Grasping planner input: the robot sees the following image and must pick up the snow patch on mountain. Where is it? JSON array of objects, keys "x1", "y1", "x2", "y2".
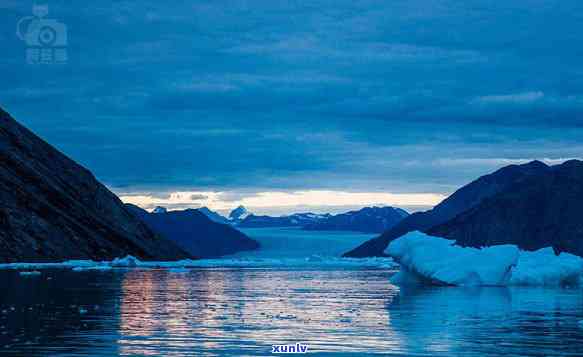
[
  {"x1": 151, "y1": 206, "x2": 168, "y2": 214},
  {"x1": 229, "y1": 205, "x2": 251, "y2": 221}
]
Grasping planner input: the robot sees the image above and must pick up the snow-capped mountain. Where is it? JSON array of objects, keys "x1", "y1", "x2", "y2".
[
  {"x1": 229, "y1": 205, "x2": 251, "y2": 222},
  {"x1": 197, "y1": 207, "x2": 231, "y2": 225},
  {"x1": 151, "y1": 206, "x2": 168, "y2": 214},
  {"x1": 237, "y1": 212, "x2": 331, "y2": 228},
  {"x1": 304, "y1": 206, "x2": 409, "y2": 233},
  {"x1": 236, "y1": 207, "x2": 408, "y2": 232}
]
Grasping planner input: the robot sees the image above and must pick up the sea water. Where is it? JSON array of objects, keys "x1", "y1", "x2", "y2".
[{"x1": 2, "y1": 228, "x2": 583, "y2": 356}]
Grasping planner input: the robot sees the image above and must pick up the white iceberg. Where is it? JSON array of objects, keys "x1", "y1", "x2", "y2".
[
  {"x1": 386, "y1": 231, "x2": 583, "y2": 287},
  {"x1": 511, "y1": 247, "x2": 582, "y2": 286},
  {"x1": 386, "y1": 231, "x2": 519, "y2": 286}
]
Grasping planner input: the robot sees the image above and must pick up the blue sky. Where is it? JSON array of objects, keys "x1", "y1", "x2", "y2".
[{"x1": 1, "y1": 1, "x2": 583, "y2": 214}]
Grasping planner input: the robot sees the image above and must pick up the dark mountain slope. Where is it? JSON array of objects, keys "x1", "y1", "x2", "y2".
[
  {"x1": 197, "y1": 207, "x2": 231, "y2": 225},
  {"x1": 343, "y1": 160, "x2": 551, "y2": 257},
  {"x1": 126, "y1": 205, "x2": 260, "y2": 258},
  {"x1": 428, "y1": 160, "x2": 583, "y2": 256},
  {"x1": 0, "y1": 107, "x2": 190, "y2": 262}
]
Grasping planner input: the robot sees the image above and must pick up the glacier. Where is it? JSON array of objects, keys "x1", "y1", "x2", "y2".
[{"x1": 386, "y1": 231, "x2": 583, "y2": 286}]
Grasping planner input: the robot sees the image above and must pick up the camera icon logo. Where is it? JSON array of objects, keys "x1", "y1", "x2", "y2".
[
  {"x1": 16, "y1": 5, "x2": 68, "y2": 65},
  {"x1": 17, "y1": 5, "x2": 68, "y2": 47}
]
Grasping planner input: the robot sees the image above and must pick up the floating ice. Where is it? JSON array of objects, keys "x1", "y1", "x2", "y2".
[
  {"x1": 110, "y1": 255, "x2": 140, "y2": 267},
  {"x1": 72, "y1": 265, "x2": 113, "y2": 272},
  {"x1": 511, "y1": 248, "x2": 582, "y2": 286},
  {"x1": 386, "y1": 232, "x2": 583, "y2": 287},
  {"x1": 0, "y1": 228, "x2": 392, "y2": 271},
  {"x1": 386, "y1": 232, "x2": 518, "y2": 286},
  {"x1": 0, "y1": 255, "x2": 395, "y2": 271}
]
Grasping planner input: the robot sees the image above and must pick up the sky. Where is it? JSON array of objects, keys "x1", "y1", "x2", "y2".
[{"x1": 1, "y1": 0, "x2": 583, "y2": 215}]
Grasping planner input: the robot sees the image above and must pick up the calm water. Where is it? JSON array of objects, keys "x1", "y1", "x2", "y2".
[{"x1": 2, "y1": 228, "x2": 583, "y2": 356}]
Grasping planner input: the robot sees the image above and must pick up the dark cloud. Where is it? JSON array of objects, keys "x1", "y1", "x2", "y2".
[{"x1": 1, "y1": 0, "x2": 582, "y2": 197}]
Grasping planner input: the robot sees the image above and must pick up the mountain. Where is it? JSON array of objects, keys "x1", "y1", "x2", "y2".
[
  {"x1": 197, "y1": 207, "x2": 231, "y2": 225},
  {"x1": 229, "y1": 205, "x2": 250, "y2": 222},
  {"x1": 151, "y1": 206, "x2": 167, "y2": 214},
  {"x1": 428, "y1": 160, "x2": 583, "y2": 257},
  {"x1": 304, "y1": 206, "x2": 409, "y2": 233},
  {"x1": 126, "y1": 205, "x2": 260, "y2": 258},
  {"x1": 343, "y1": 160, "x2": 551, "y2": 257},
  {"x1": 237, "y1": 212, "x2": 331, "y2": 228},
  {"x1": 0, "y1": 107, "x2": 190, "y2": 263}
]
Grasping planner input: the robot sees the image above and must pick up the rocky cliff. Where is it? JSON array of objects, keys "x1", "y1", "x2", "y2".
[
  {"x1": 343, "y1": 160, "x2": 551, "y2": 257},
  {"x1": 0, "y1": 107, "x2": 190, "y2": 262},
  {"x1": 429, "y1": 160, "x2": 583, "y2": 256}
]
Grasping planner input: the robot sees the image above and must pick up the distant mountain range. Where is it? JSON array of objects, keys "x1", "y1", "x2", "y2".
[
  {"x1": 0, "y1": 107, "x2": 190, "y2": 263},
  {"x1": 193, "y1": 205, "x2": 409, "y2": 233},
  {"x1": 126, "y1": 205, "x2": 260, "y2": 258},
  {"x1": 233, "y1": 206, "x2": 408, "y2": 233},
  {"x1": 304, "y1": 206, "x2": 409, "y2": 233},
  {"x1": 343, "y1": 160, "x2": 583, "y2": 258},
  {"x1": 237, "y1": 212, "x2": 332, "y2": 228}
]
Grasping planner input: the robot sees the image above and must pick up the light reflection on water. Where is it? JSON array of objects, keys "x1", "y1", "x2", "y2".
[
  {"x1": 116, "y1": 268, "x2": 398, "y2": 356},
  {"x1": 2, "y1": 268, "x2": 583, "y2": 356}
]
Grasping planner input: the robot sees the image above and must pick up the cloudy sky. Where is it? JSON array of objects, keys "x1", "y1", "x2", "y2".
[{"x1": 2, "y1": 1, "x2": 583, "y2": 215}]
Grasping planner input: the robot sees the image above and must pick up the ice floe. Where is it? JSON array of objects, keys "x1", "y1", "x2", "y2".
[
  {"x1": 71, "y1": 265, "x2": 113, "y2": 272},
  {"x1": 0, "y1": 255, "x2": 395, "y2": 271},
  {"x1": 386, "y1": 231, "x2": 583, "y2": 286}
]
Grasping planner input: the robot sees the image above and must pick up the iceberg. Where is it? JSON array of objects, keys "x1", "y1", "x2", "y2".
[
  {"x1": 110, "y1": 255, "x2": 140, "y2": 267},
  {"x1": 386, "y1": 231, "x2": 519, "y2": 286},
  {"x1": 511, "y1": 248, "x2": 582, "y2": 286},
  {"x1": 386, "y1": 232, "x2": 583, "y2": 286}
]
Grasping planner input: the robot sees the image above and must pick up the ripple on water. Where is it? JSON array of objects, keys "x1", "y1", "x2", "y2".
[{"x1": 1, "y1": 267, "x2": 583, "y2": 356}]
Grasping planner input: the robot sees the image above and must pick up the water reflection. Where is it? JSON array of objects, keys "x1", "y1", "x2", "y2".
[
  {"x1": 0, "y1": 270, "x2": 122, "y2": 357},
  {"x1": 387, "y1": 285, "x2": 583, "y2": 356},
  {"x1": 3, "y1": 268, "x2": 583, "y2": 356},
  {"x1": 116, "y1": 268, "x2": 397, "y2": 356}
]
